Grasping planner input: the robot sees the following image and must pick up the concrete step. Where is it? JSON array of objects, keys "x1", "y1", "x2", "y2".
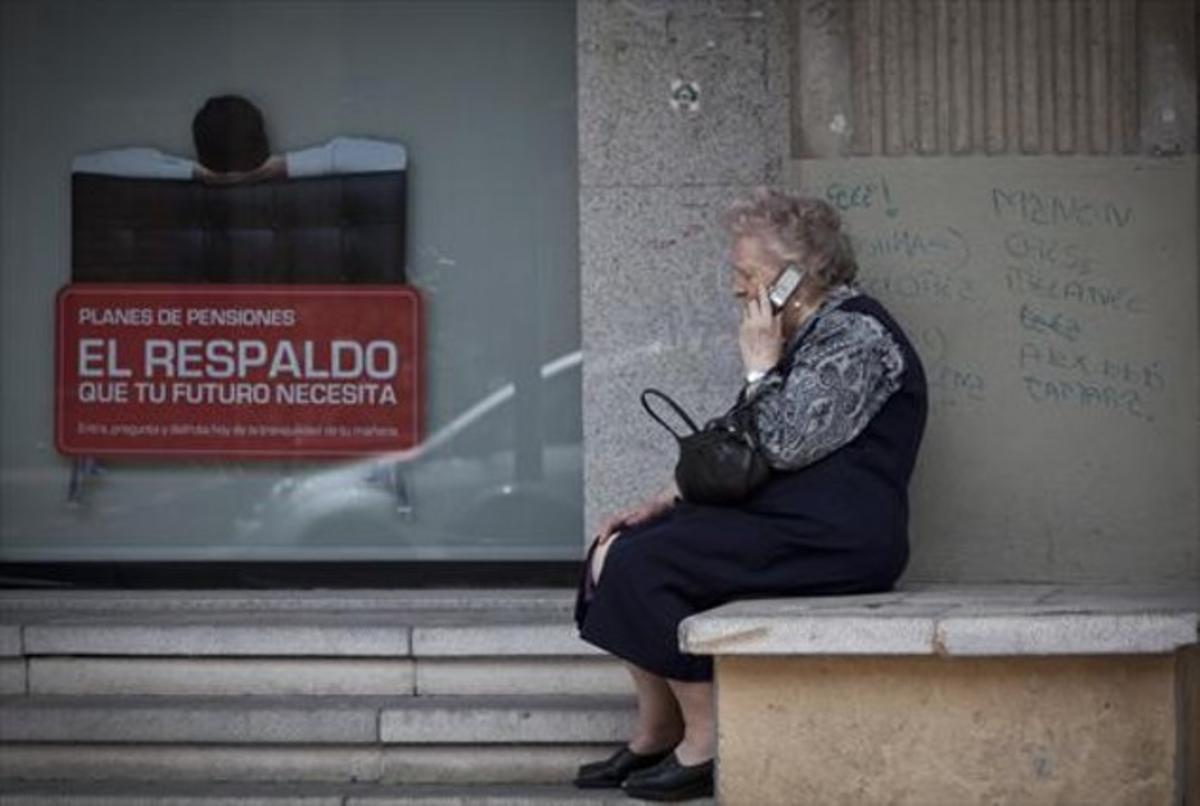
[
  {"x1": 0, "y1": 744, "x2": 622, "y2": 786},
  {"x1": 0, "y1": 694, "x2": 635, "y2": 744},
  {"x1": 0, "y1": 590, "x2": 578, "y2": 614},
  {"x1": 0, "y1": 591, "x2": 629, "y2": 701},
  {"x1": 5, "y1": 609, "x2": 599, "y2": 660},
  {"x1": 0, "y1": 780, "x2": 712, "y2": 805},
  {"x1": 0, "y1": 658, "x2": 22, "y2": 694},
  {"x1": 22, "y1": 657, "x2": 630, "y2": 697}
]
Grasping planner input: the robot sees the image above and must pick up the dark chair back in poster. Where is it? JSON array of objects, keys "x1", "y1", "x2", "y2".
[{"x1": 71, "y1": 171, "x2": 407, "y2": 284}]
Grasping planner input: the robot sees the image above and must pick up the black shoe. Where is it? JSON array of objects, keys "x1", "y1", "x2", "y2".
[
  {"x1": 573, "y1": 745, "x2": 676, "y2": 789},
  {"x1": 621, "y1": 751, "x2": 714, "y2": 802}
]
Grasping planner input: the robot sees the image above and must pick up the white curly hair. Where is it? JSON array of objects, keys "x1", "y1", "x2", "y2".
[{"x1": 720, "y1": 187, "x2": 858, "y2": 290}]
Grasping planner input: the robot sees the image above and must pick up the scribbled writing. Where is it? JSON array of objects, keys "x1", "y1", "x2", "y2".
[
  {"x1": 912, "y1": 325, "x2": 948, "y2": 364},
  {"x1": 991, "y1": 187, "x2": 1133, "y2": 229},
  {"x1": 858, "y1": 268, "x2": 979, "y2": 304},
  {"x1": 1018, "y1": 303, "x2": 1082, "y2": 342},
  {"x1": 1018, "y1": 339, "x2": 1164, "y2": 421},
  {"x1": 928, "y1": 364, "x2": 986, "y2": 403},
  {"x1": 824, "y1": 177, "x2": 899, "y2": 218},
  {"x1": 1003, "y1": 231, "x2": 1096, "y2": 275},
  {"x1": 1018, "y1": 341, "x2": 1165, "y2": 391},
  {"x1": 853, "y1": 225, "x2": 969, "y2": 272},
  {"x1": 1004, "y1": 265, "x2": 1146, "y2": 314},
  {"x1": 1020, "y1": 375, "x2": 1153, "y2": 421}
]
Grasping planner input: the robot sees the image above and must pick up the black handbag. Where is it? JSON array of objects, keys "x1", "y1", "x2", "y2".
[{"x1": 641, "y1": 388, "x2": 770, "y2": 505}]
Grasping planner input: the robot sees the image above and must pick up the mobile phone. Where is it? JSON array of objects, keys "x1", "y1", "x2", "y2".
[{"x1": 767, "y1": 264, "x2": 804, "y2": 311}]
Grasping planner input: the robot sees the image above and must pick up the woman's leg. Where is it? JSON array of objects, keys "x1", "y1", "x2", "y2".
[
  {"x1": 589, "y1": 532, "x2": 686, "y2": 755},
  {"x1": 625, "y1": 661, "x2": 685, "y2": 753},
  {"x1": 666, "y1": 678, "x2": 715, "y2": 765}
]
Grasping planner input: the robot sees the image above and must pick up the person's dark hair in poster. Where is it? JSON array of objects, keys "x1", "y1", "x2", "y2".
[{"x1": 192, "y1": 95, "x2": 271, "y2": 173}]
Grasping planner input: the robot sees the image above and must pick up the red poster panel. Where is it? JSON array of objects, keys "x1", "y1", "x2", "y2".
[{"x1": 56, "y1": 284, "x2": 422, "y2": 458}]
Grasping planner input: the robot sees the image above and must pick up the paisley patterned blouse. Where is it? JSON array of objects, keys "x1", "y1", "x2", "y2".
[{"x1": 740, "y1": 283, "x2": 907, "y2": 471}]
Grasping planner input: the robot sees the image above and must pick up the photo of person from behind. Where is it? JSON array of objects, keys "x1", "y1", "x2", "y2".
[{"x1": 72, "y1": 94, "x2": 406, "y2": 183}]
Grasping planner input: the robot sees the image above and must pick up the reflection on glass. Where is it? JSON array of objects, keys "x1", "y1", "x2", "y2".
[{"x1": 0, "y1": 1, "x2": 581, "y2": 562}]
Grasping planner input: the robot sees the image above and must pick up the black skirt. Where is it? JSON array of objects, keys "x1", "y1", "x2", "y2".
[{"x1": 573, "y1": 495, "x2": 909, "y2": 681}]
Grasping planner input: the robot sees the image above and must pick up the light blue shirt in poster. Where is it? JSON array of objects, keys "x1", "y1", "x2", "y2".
[{"x1": 72, "y1": 137, "x2": 406, "y2": 178}]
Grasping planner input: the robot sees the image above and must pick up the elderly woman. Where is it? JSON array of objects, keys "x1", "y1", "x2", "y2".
[{"x1": 572, "y1": 189, "x2": 928, "y2": 802}]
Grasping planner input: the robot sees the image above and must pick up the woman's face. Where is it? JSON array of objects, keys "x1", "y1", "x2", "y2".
[{"x1": 729, "y1": 234, "x2": 784, "y2": 302}]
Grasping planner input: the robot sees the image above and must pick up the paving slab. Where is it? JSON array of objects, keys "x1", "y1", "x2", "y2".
[
  {"x1": 1036, "y1": 585, "x2": 1200, "y2": 611},
  {"x1": 352, "y1": 784, "x2": 691, "y2": 805},
  {"x1": 0, "y1": 694, "x2": 383, "y2": 743},
  {"x1": 377, "y1": 745, "x2": 625, "y2": 785},
  {"x1": 0, "y1": 658, "x2": 26, "y2": 694},
  {"x1": 0, "y1": 623, "x2": 22, "y2": 656},
  {"x1": 935, "y1": 611, "x2": 1200, "y2": 656},
  {"x1": 22, "y1": 612, "x2": 412, "y2": 657},
  {"x1": 0, "y1": 694, "x2": 634, "y2": 745},
  {"x1": 29, "y1": 657, "x2": 416, "y2": 696},
  {"x1": 0, "y1": 780, "x2": 344, "y2": 806},
  {"x1": 0, "y1": 589, "x2": 577, "y2": 613},
  {"x1": 680, "y1": 597, "x2": 952, "y2": 655},
  {"x1": 681, "y1": 585, "x2": 1200, "y2": 656},
  {"x1": 411, "y1": 621, "x2": 600, "y2": 658},
  {"x1": 895, "y1": 582, "x2": 1063, "y2": 604},
  {"x1": 0, "y1": 743, "x2": 385, "y2": 784},
  {"x1": 0, "y1": 781, "x2": 655, "y2": 805},
  {"x1": 0, "y1": 743, "x2": 615, "y2": 785},
  {"x1": 16, "y1": 609, "x2": 592, "y2": 659},
  {"x1": 414, "y1": 658, "x2": 630, "y2": 696},
  {"x1": 379, "y1": 695, "x2": 635, "y2": 744}
]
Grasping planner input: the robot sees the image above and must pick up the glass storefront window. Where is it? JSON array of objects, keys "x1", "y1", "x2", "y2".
[{"x1": 0, "y1": 0, "x2": 581, "y2": 564}]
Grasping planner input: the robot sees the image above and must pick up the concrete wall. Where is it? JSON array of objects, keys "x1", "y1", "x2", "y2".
[
  {"x1": 579, "y1": 0, "x2": 1199, "y2": 583},
  {"x1": 794, "y1": 154, "x2": 1198, "y2": 583},
  {"x1": 714, "y1": 651, "x2": 1195, "y2": 805},
  {"x1": 578, "y1": 0, "x2": 790, "y2": 530}
]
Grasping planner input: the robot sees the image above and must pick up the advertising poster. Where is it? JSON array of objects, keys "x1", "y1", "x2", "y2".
[
  {"x1": 59, "y1": 97, "x2": 418, "y2": 458},
  {"x1": 57, "y1": 285, "x2": 422, "y2": 457}
]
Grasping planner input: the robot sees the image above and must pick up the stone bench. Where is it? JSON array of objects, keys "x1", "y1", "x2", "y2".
[{"x1": 679, "y1": 583, "x2": 1199, "y2": 806}]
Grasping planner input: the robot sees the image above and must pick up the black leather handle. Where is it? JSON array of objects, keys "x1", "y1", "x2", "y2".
[{"x1": 640, "y1": 388, "x2": 700, "y2": 439}]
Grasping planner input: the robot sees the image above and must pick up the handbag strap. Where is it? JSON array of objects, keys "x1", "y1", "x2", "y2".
[{"x1": 640, "y1": 388, "x2": 700, "y2": 439}]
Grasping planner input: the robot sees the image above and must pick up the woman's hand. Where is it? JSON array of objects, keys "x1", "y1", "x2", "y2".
[
  {"x1": 592, "y1": 486, "x2": 677, "y2": 546},
  {"x1": 739, "y1": 284, "x2": 783, "y2": 373}
]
